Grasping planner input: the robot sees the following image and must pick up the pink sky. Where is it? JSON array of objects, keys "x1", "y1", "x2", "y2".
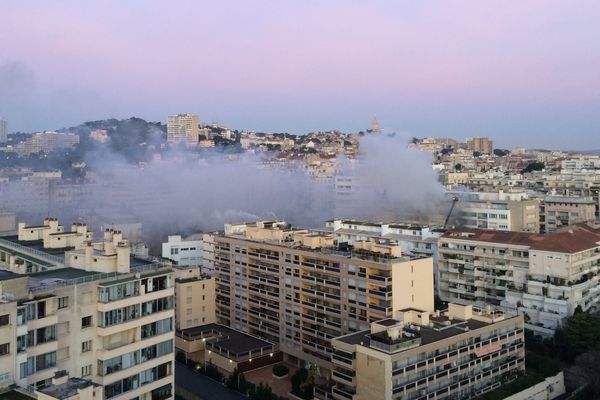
[{"x1": 1, "y1": 0, "x2": 600, "y2": 148}]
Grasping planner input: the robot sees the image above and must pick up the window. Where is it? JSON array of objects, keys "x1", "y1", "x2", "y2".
[
  {"x1": 186, "y1": 286, "x2": 192, "y2": 293},
  {"x1": 82, "y1": 340, "x2": 92, "y2": 353},
  {"x1": 82, "y1": 316, "x2": 92, "y2": 328},
  {"x1": 0, "y1": 314, "x2": 9, "y2": 326},
  {"x1": 186, "y1": 308, "x2": 192, "y2": 315},
  {"x1": 186, "y1": 297, "x2": 192, "y2": 304},
  {"x1": 82, "y1": 364, "x2": 92, "y2": 377},
  {"x1": 58, "y1": 297, "x2": 69, "y2": 309},
  {"x1": 0, "y1": 343, "x2": 9, "y2": 356},
  {"x1": 202, "y1": 295, "x2": 205, "y2": 300}
]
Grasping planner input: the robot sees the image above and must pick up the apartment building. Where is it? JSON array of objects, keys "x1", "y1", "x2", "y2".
[
  {"x1": 541, "y1": 196, "x2": 597, "y2": 233},
  {"x1": 322, "y1": 219, "x2": 444, "y2": 291},
  {"x1": 203, "y1": 221, "x2": 434, "y2": 371},
  {"x1": 466, "y1": 137, "x2": 493, "y2": 155},
  {"x1": 10, "y1": 132, "x2": 80, "y2": 156},
  {"x1": 438, "y1": 224, "x2": 600, "y2": 335},
  {"x1": 162, "y1": 236, "x2": 202, "y2": 267},
  {"x1": 451, "y1": 191, "x2": 540, "y2": 233},
  {"x1": 166, "y1": 114, "x2": 199, "y2": 144},
  {"x1": 173, "y1": 265, "x2": 216, "y2": 330},
  {"x1": 0, "y1": 219, "x2": 175, "y2": 400},
  {"x1": 328, "y1": 304, "x2": 524, "y2": 400}
]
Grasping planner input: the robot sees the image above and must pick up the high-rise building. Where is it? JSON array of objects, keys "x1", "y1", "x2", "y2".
[
  {"x1": 0, "y1": 118, "x2": 7, "y2": 143},
  {"x1": 466, "y1": 136, "x2": 493, "y2": 155},
  {"x1": 329, "y1": 304, "x2": 525, "y2": 400},
  {"x1": 438, "y1": 223, "x2": 600, "y2": 335},
  {"x1": 0, "y1": 218, "x2": 175, "y2": 400},
  {"x1": 203, "y1": 220, "x2": 434, "y2": 371},
  {"x1": 166, "y1": 114, "x2": 199, "y2": 144}
]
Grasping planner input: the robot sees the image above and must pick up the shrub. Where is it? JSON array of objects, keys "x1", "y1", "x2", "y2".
[{"x1": 272, "y1": 364, "x2": 289, "y2": 377}]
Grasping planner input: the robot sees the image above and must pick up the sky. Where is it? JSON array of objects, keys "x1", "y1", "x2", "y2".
[{"x1": 1, "y1": 0, "x2": 599, "y2": 149}]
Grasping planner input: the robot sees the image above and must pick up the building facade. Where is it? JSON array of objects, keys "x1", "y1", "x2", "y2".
[
  {"x1": 166, "y1": 114, "x2": 199, "y2": 144},
  {"x1": 438, "y1": 224, "x2": 600, "y2": 334},
  {"x1": 0, "y1": 219, "x2": 175, "y2": 400},
  {"x1": 329, "y1": 304, "x2": 525, "y2": 400},
  {"x1": 173, "y1": 265, "x2": 216, "y2": 330},
  {"x1": 162, "y1": 236, "x2": 202, "y2": 267}
]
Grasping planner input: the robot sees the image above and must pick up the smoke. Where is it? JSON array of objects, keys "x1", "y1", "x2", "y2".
[
  {"x1": 335, "y1": 134, "x2": 448, "y2": 222},
  {"x1": 2, "y1": 130, "x2": 449, "y2": 247}
]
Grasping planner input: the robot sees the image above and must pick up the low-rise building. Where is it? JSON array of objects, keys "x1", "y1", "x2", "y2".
[
  {"x1": 162, "y1": 236, "x2": 202, "y2": 267},
  {"x1": 451, "y1": 191, "x2": 540, "y2": 233},
  {"x1": 328, "y1": 304, "x2": 524, "y2": 400}
]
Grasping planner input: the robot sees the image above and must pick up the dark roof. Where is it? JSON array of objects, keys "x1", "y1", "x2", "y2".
[
  {"x1": 443, "y1": 224, "x2": 600, "y2": 253},
  {"x1": 0, "y1": 269, "x2": 23, "y2": 281},
  {"x1": 29, "y1": 268, "x2": 100, "y2": 280},
  {"x1": 178, "y1": 323, "x2": 273, "y2": 356},
  {"x1": 336, "y1": 317, "x2": 495, "y2": 349},
  {"x1": 0, "y1": 390, "x2": 34, "y2": 400},
  {"x1": 38, "y1": 377, "x2": 97, "y2": 400}
]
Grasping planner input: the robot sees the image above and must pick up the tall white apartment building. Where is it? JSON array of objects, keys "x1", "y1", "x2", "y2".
[
  {"x1": 166, "y1": 114, "x2": 199, "y2": 144},
  {"x1": 0, "y1": 218, "x2": 175, "y2": 400}
]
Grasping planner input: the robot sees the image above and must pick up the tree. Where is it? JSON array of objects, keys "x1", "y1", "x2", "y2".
[
  {"x1": 493, "y1": 149, "x2": 510, "y2": 157},
  {"x1": 521, "y1": 161, "x2": 545, "y2": 174},
  {"x1": 454, "y1": 163, "x2": 463, "y2": 172},
  {"x1": 554, "y1": 312, "x2": 600, "y2": 363},
  {"x1": 291, "y1": 368, "x2": 314, "y2": 400},
  {"x1": 567, "y1": 351, "x2": 600, "y2": 398}
]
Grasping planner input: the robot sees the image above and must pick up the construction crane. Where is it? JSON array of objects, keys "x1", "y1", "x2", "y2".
[{"x1": 444, "y1": 195, "x2": 459, "y2": 229}]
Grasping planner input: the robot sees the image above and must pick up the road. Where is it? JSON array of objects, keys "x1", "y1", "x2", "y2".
[{"x1": 175, "y1": 362, "x2": 246, "y2": 400}]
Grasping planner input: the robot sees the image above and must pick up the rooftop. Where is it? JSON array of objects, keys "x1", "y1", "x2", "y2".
[
  {"x1": 37, "y1": 377, "x2": 98, "y2": 400},
  {"x1": 178, "y1": 323, "x2": 274, "y2": 358},
  {"x1": 443, "y1": 223, "x2": 600, "y2": 253},
  {"x1": 336, "y1": 316, "x2": 493, "y2": 350}
]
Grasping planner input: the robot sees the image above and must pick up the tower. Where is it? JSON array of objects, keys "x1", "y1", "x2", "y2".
[{"x1": 370, "y1": 114, "x2": 380, "y2": 133}]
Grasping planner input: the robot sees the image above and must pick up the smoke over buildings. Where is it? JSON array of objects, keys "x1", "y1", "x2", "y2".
[{"x1": 1, "y1": 127, "x2": 448, "y2": 245}]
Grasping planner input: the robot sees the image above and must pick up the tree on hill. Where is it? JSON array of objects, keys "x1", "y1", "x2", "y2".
[{"x1": 521, "y1": 161, "x2": 545, "y2": 174}]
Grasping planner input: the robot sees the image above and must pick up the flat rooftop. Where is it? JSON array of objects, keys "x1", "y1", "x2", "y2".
[
  {"x1": 38, "y1": 377, "x2": 98, "y2": 400},
  {"x1": 0, "y1": 235, "x2": 74, "y2": 257},
  {"x1": 0, "y1": 269, "x2": 23, "y2": 281},
  {"x1": 178, "y1": 323, "x2": 274, "y2": 356},
  {"x1": 0, "y1": 390, "x2": 34, "y2": 400},
  {"x1": 336, "y1": 316, "x2": 492, "y2": 350}
]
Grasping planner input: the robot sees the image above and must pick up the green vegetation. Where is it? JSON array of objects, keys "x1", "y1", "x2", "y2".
[
  {"x1": 291, "y1": 368, "x2": 314, "y2": 400},
  {"x1": 521, "y1": 161, "x2": 545, "y2": 173},
  {"x1": 272, "y1": 364, "x2": 289, "y2": 377}
]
